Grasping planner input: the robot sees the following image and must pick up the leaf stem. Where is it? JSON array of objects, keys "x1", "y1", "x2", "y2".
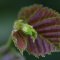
[{"x1": 0, "y1": 36, "x2": 12, "y2": 56}]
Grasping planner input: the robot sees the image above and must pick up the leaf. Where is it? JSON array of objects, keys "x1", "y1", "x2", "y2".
[{"x1": 12, "y1": 31, "x2": 27, "y2": 55}]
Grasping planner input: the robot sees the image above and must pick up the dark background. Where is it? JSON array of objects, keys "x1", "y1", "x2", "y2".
[{"x1": 0, "y1": 0, "x2": 60, "y2": 60}]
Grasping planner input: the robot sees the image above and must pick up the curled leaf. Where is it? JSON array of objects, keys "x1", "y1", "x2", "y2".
[{"x1": 12, "y1": 4, "x2": 60, "y2": 57}]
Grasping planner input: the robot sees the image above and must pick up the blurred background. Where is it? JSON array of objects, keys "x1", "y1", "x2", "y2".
[{"x1": 0, "y1": 0, "x2": 60, "y2": 60}]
